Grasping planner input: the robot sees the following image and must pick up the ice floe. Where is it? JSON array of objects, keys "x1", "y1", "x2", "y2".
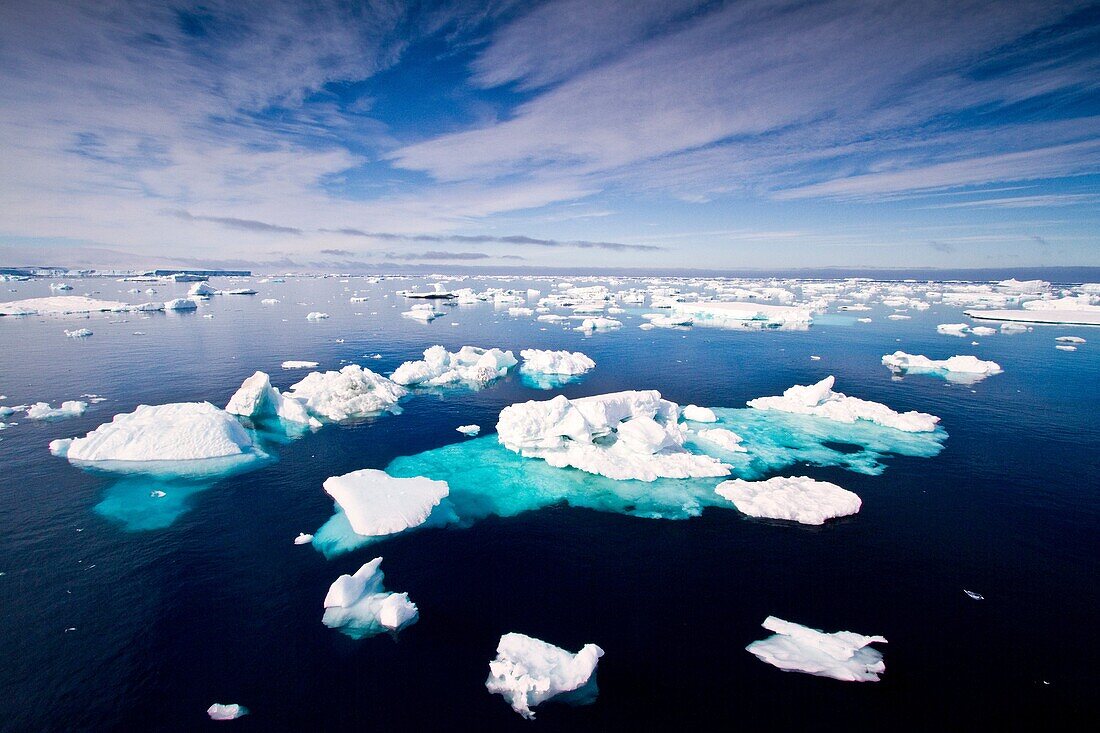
[
  {"x1": 518, "y1": 349, "x2": 595, "y2": 389},
  {"x1": 694, "y1": 427, "x2": 747, "y2": 453},
  {"x1": 26, "y1": 401, "x2": 88, "y2": 420},
  {"x1": 456, "y1": 424, "x2": 480, "y2": 436},
  {"x1": 207, "y1": 703, "x2": 248, "y2": 721},
  {"x1": 715, "y1": 476, "x2": 860, "y2": 525},
  {"x1": 390, "y1": 345, "x2": 516, "y2": 389},
  {"x1": 164, "y1": 298, "x2": 197, "y2": 311},
  {"x1": 281, "y1": 360, "x2": 319, "y2": 369},
  {"x1": 486, "y1": 633, "x2": 604, "y2": 719},
  {"x1": 496, "y1": 391, "x2": 731, "y2": 481},
  {"x1": 322, "y1": 557, "x2": 418, "y2": 639},
  {"x1": 574, "y1": 317, "x2": 622, "y2": 332},
  {"x1": 49, "y1": 402, "x2": 258, "y2": 463},
  {"x1": 225, "y1": 371, "x2": 321, "y2": 428},
  {"x1": 671, "y1": 301, "x2": 813, "y2": 327},
  {"x1": 881, "y1": 351, "x2": 1002, "y2": 384},
  {"x1": 0, "y1": 295, "x2": 141, "y2": 316},
  {"x1": 746, "y1": 616, "x2": 887, "y2": 682},
  {"x1": 322, "y1": 469, "x2": 449, "y2": 538},
  {"x1": 966, "y1": 306, "x2": 1100, "y2": 326},
  {"x1": 64, "y1": 328, "x2": 92, "y2": 338},
  {"x1": 682, "y1": 405, "x2": 717, "y2": 423},
  {"x1": 294, "y1": 532, "x2": 314, "y2": 545},
  {"x1": 936, "y1": 323, "x2": 970, "y2": 337},
  {"x1": 305, "y1": 311, "x2": 329, "y2": 320},
  {"x1": 747, "y1": 376, "x2": 940, "y2": 432},
  {"x1": 281, "y1": 365, "x2": 406, "y2": 422}
]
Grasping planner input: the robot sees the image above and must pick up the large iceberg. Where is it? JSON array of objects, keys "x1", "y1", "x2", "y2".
[
  {"x1": 0, "y1": 295, "x2": 136, "y2": 316},
  {"x1": 49, "y1": 402, "x2": 258, "y2": 464},
  {"x1": 486, "y1": 633, "x2": 604, "y2": 719},
  {"x1": 746, "y1": 616, "x2": 887, "y2": 682},
  {"x1": 715, "y1": 476, "x2": 861, "y2": 525},
  {"x1": 747, "y1": 376, "x2": 940, "y2": 433},
  {"x1": 390, "y1": 345, "x2": 517, "y2": 389},
  {"x1": 322, "y1": 557, "x2": 418, "y2": 639},
  {"x1": 496, "y1": 391, "x2": 731, "y2": 481},
  {"x1": 881, "y1": 351, "x2": 1002, "y2": 383}
]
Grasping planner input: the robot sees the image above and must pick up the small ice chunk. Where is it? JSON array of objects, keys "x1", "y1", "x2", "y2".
[
  {"x1": 971, "y1": 326, "x2": 997, "y2": 336},
  {"x1": 747, "y1": 376, "x2": 939, "y2": 433},
  {"x1": 456, "y1": 424, "x2": 481, "y2": 436},
  {"x1": 391, "y1": 345, "x2": 517, "y2": 388},
  {"x1": 306, "y1": 312, "x2": 329, "y2": 320},
  {"x1": 285, "y1": 365, "x2": 406, "y2": 421},
  {"x1": 716, "y1": 476, "x2": 860, "y2": 524},
  {"x1": 322, "y1": 557, "x2": 418, "y2": 637},
  {"x1": 25, "y1": 400, "x2": 88, "y2": 420},
  {"x1": 682, "y1": 405, "x2": 717, "y2": 423},
  {"x1": 695, "y1": 427, "x2": 747, "y2": 453},
  {"x1": 882, "y1": 352, "x2": 1002, "y2": 382},
  {"x1": 936, "y1": 323, "x2": 970, "y2": 336},
  {"x1": 746, "y1": 616, "x2": 887, "y2": 681},
  {"x1": 64, "y1": 328, "x2": 93, "y2": 338},
  {"x1": 164, "y1": 298, "x2": 198, "y2": 311},
  {"x1": 207, "y1": 703, "x2": 248, "y2": 721},
  {"x1": 294, "y1": 532, "x2": 314, "y2": 545},
  {"x1": 485, "y1": 632, "x2": 604, "y2": 719},
  {"x1": 323, "y1": 469, "x2": 449, "y2": 538},
  {"x1": 1056, "y1": 336, "x2": 1085, "y2": 343},
  {"x1": 574, "y1": 316, "x2": 622, "y2": 332},
  {"x1": 519, "y1": 349, "x2": 595, "y2": 376},
  {"x1": 281, "y1": 360, "x2": 319, "y2": 369},
  {"x1": 963, "y1": 589, "x2": 984, "y2": 600},
  {"x1": 1056, "y1": 344, "x2": 1076, "y2": 351}
]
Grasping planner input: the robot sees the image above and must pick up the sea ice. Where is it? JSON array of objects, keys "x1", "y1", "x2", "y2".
[
  {"x1": 936, "y1": 323, "x2": 970, "y2": 337},
  {"x1": 457, "y1": 424, "x2": 480, "y2": 436},
  {"x1": 164, "y1": 298, "x2": 197, "y2": 311},
  {"x1": 485, "y1": 633, "x2": 604, "y2": 719},
  {"x1": 695, "y1": 427, "x2": 747, "y2": 453},
  {"x1": 322, "y1": 469, "x2": 449, "y2": 538},
  {"x1": 283, "y1": 365, "x2": 406, "y2": 421},
  {"x1": 496, "y1": 391, "x2": 730, "y2": 481},
  {"x1": 390, "y1": 345, "x2": 517, "y2": 389},
  {"x1": 746, "y1": 616, "x2": 887, "y2": 681},
  {"x1": 207, "y1": 703, "x2": 248, "y2": 721},
  {"x1": 747, "y1": 376, "x2": 940, "y2": 432},
  {"x1": 281, "y1": 360, "x2": 319, "y2": 369},
  {"x1": 519, "y1": 349, "x2": 595, "y2": 376},
  {"x1": 0, "y1": 295, "x2": 134, "y2": 316},
  {"x1": 322, "y1": 557, "x2": 418, "y2": 638},
  {"x1": 716, "y1": 476, "x2": 860, "y2": 524},
  {"x1": 25, "y1": 400, "x2": 88, "y2": 420},
  {"x1": 225, "y1": 371, "x2": 321, "y2": 428},
  {"x1": 671, "y1": 301, "x2": 813, "y2": 326},
  {"x1": 305, "y1": 311, "x2": 329, "y2": 320},
  {"x1": 64, "y1": 328, "x2": 92, "y2": 338},
  {"x1": 574, "y1": 317, "x2": 622, "y2": 332},
  {"x1": 966, "y1": 307, "x2": 1100, "y2": 326},
  {"x1": 1055, "y1": 335, "x2": 1086, "y2": 343},
  {"x1": 682, "y1": 405, "x2": 717, "y2": 423},
  {"x1": 881, "y1": 351, "x2": 1002, "y2": 383},
  {"x1": 294, "y1": 532, "x2": 314, "y2": 545},
  {"x1": 188, "y1": 282, "x2": 216, "y2": 298}
]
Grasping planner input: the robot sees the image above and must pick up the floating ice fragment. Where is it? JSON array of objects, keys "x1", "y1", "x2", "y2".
[
  {"x1": 519, "y1": 349, "x2": 595, "y2": 376},
  {"x1": 695, "y1": 427, "x2": 747, "y2": 453},
  {"x1": 207, "y1": 703, "x2": 248, "y2": 720},
  {"x1": 716, "y1": 476, "x2": 860, "y2": 524},
  {"x1": 391, "y1": 345, "x2": 516, "y2": 389},
  {"x1": 1056, "y1": 345, "x2": 1076, "y2": 352},
  {"x1": 456, "y1": 424, "x2": 480, "y2": 436},
  {"x1": 937, "y1": 323, "x2": 970, "y2": 337},
  {"x1": 322, "y1": 557, "x2": 418, "y2": 638},
  {"x1": 284, "y1": 366, "x2": 406, "y2": 421},
  {"x1": 882, "y1": 352, "x2": 1002, "y2": 383},
  {"x1": 747, "y1": 376, "x2": 940, "y2": 433},
  {"x1": 746, "y1": 616, "x2": 887, "y2": 681},
  {"x1": 149, "y1": 490, "x2": 166, "y2": 498},
  {"x1": 280, "y1": 360, "x2": 318, "y2": 369},
  {"x1": 486, "y1": 633, "x2": 604, "y2": 719},
  {"x1": 574, "y1": 317, "x2": 622, "y2": 332},
  {"x1": 294, "y1": 532, "x2": 314, "y2": 545},
  {"x1": 306, "y1": 311, "x2": 329, "y2": 320},
  {"x1": 164, "y1": 298, "x2": 197, "y2": 311},
  {"x1": 26, "y1": 400, "x2": 87, "y2": 420},
  {"x1": 322, "y1": 469, "x2": 449, "y2": 538},
  {"x1": 964, "y1": 589, "x2": 984, "y2": 600},
  {"x1": 682, "y1": 405, "x2": 717, "y2": 423},
  {"x1": 1056, "y1": 336, "x2": 1085, "y2": 343},
  {"x1": 64, "y1": 328, "x2": 92, "y2": 338}
]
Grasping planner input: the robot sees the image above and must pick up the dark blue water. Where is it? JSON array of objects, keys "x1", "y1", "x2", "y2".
[{"x1": 1, "y1": 277, "x2": 1097, "y2": 730}]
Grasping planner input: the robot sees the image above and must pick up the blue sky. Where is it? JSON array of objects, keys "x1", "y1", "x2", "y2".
[{"x1": 0, "y1": 0, "x2": 1097, "y2": 270}]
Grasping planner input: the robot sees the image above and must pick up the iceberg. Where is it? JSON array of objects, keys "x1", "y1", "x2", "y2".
[
  {"x1": 25, "y1": 400, "x2": 87, "y2": 420},
  {"x1": 695, "y1": 427, "x2": 746, "y2": 453},
  {"x1": 715, "y1": 476, "x2": 860, "y2": 524},
  {"x1": 519, "y1": 349, "x2": 595, "y2": 376},
  {"x1": 456, "y1": 424, "x2": 480, "y2": 436},
  {"x1": 283, "y1": 365, "x2": 406, "y2": 421},
  {"x1": 936, "y1": 323, "x2": 970, "y2": 337},
  {"x1": 294, "y1": 532, "x2": 314, "y2": 545},
  {"x1": 496, "y1": 391, "x2": 731, "y2": 481},
  {"x1": 322, "y1": 469, "x2": 449, "y2": 538},
  {"x1": 881, "y1": 351, "x2": 1002, "y2": 384},
  {"x1": 225, "y1": 371, "x2": 321, "y2": 428},
  {"x1": 305, "y1": 311, "x2": 329, "y2": 320},
  {"x1": 574, "y1": 317, "x2": 622, "y2": 332},
  {"x1": 965, "y1": 307, "x2": 1100, "y2": 326},
  {"x1": 670, "y1": 301, "x2": 813, "y2": 327},
  {"x1": 746, "y1": 616, "x2": 887, "y2": 682},
  {"x1": 50, "y1": 402, "x2": 257, "y2": 463},
  {"x1": 188, "y1": 282, "x2": 216, "y2": 298},
  {"x1": 322, "y1": 557, "x2": 418, "y2": 639},
  {"x1": 390, "y1": 345, "x2": 517, "y2": 389},
  {"x1": 1056, "y1": 336, "x2": 1086, "y2": 343},
  {"x1": 0, "y1": 295, "x2": 134, "y2": 316},
  {"x1": 747, "y1": 376, "x2": 940, "y2": 433},
  {"x1": 682, "y1": 405, "x2": 717, "y2": 423},
  {"x1": 280, "y1": 360, "x2": 318, "y2": 369},
  {"x1": 64, "y1": 328, "x2": 93, "y2": 338},
  {"x1": 207, "y1": 703, "x2": 248, "y2": 721},
  {"x1": 486, "y1": 633, "x2": 604, "y2": 719},
  {"x1": 164, "y1": 298, "x2": 197, "y2": 311}
]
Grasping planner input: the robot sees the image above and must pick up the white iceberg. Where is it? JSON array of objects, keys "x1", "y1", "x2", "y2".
[
  {"x1": 391, "y1": 345, "x2": 517, "y2": 388},
  {"x1": 747, "y1": 376, "x2": 939, "y2": 433},
  {"x1": 64, "y1": 328, "x2": 93, "y2": 338},
  {"x1": 671, "y1": 301, "x2": 813, "y2": 327},
  {"x1": 322, "y1": 469, "x2": 449, "y2": 538},
  {"x1": 456, "y1": 424, "x2": 481, "y2": 436},
  {"x1": 486, "y1": 632, "x2": 604, "y2": 719},
  {"x1": 305, "y1": 311, "x2": 329, "y2": 320},
  {"x1": 207, "y1": 703, "x2": 248, "y2": 721},
  {"x1": 25, "y1": 400, "x2": 87, "y2": 420},
  {"x1": 695, "y1": 427, "x2": 747, "y2": 453},
  {"x1": 188, "y1": 282, "x2": 216, "y2": 298},
  {"x1": 881, "y1": 351, "x2": 1002, "y2": 383},
  {"x1": 966, "y1": 307, "x2": 1100, "y2": 326},
  {"x1": 283, "y1": 365, "x2": 406, "y2": 421},
  {"x1": 1055, "y1": 336, "x2": 1086, "y2": 343},
  {"x1": 0, "y1": 295, "x2": 134, "y2": 316},
  {"x1": 496, "y1": 391, "x2": 730, "y2": 481},
  {"x1": 225, "y1": 371, "x2": 321, "y2": 428},
  {"x1": 746, "y1": 616, "x2": 887, "y2": 682},
  {"x1": 716, "y1": 476, "x2": 860, "y2": 524},
  {"x1": 936, "y1": 323, "x2": 970, "y2": 337},
  {"x1": 574, "y1": 317, "x2": 622, "y2": 332},
  {"x1": 281, "y1": 360, "x2": 318, "y2": 369},
  {"x1": 49, "y1": 402, "x2": 255, "y2": 463},
  {"x1": 519, "y1": 349, "x2": 595, "y2": 376},
  {"x1": 322, "y1": 557, "x2": 418, "y2": 638},
  {"x1": 164, "y1": 297, "x2": 197, "y2": 311},
  {"x1": 682, "y1": 405, "x2": 717, "y2": 423},
  {"x1": 294, "y1": 532, "x2": 314, "y2": 545}
]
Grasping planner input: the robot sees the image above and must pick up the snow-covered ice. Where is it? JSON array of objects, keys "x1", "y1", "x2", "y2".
[
  {"x1": 695, "y1": 427, "x2": 747, "y2": 453},
  {"x1": 305, "y1": 311, "x2": 329, "y2": 320},
  {"x1": 25, "y1": 400, "x2": 87, "y2": 420},
  {"x1": 281, "y1": 360, "x2": 319, "y2": 369},
  {"x1": 682, "y1": 405, "x2": 717, "y2": 423},
  {"x1": 519, "y1": 349, "x2": 595, "y2": 376},
  {"x1": 574, "y1": 317, "x2": 622, "y2": 332},
  {"x1": 322, "y1": 469, "x2": 449, "y2": 538},
  {"x1": 322, "y1": 557, "x2": 418, "y2": 638},
  {"x1": 225, "y1": 371, "x2": 321, "y2": 428},
  {"x1": 881, "y1": 351, "x2": 1002, "y2": 383},
  {"x1": 936, "y1": 323, "x2": 970, "y2": 337},
  {"x1": 456, "y1": 424, "x2": 480, "y2": 436},
  {"x1": 207, "y1": 703, "x2": 248, "y2": 721},
  {"x1": 747, "y1": 376, "x2": 940, "y2": 433},
  {"x1": 486, "y1": 633, "x2": 604, "y2": 719},
  {"x1": 164, "y1": 298, "x2": 197, "y2": 311},
  {"x1": 294, "y1": 532, "x2": 314, "y2": 545},
  {"x1": 746, "y1": 616, "x2": 887, "y2": 681},
  {"x1": 0, "y1": 296, "x2": 138, "y2": 316},
  {"x1": 391, "y1": 345, "x2": 516, "y2": 389},
  {"x1": 282, "y1": 365, "x2": 406, "y2": 421},
  {"x1": 64, "y1": 328, "x2": 92, "y2": 338},
  {"x1": 716, "y1": 476, "x2": 861, "y2": 524}
]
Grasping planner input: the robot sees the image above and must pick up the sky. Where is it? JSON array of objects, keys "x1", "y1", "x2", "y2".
[{"x1": 0, "y1": 0, "x2": 1097, "y2": 272}]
